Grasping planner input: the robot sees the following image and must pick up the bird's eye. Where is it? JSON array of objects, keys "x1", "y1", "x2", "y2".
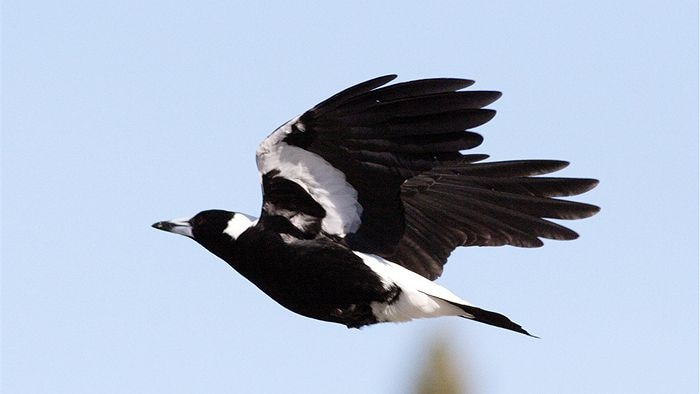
[{"x1": 192, "y1": 217, "x2": 205, "y2": 226}]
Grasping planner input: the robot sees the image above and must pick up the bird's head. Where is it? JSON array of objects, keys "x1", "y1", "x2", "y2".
[{"x1": 152, "y1": 209, "x2": 256, "y2": 253}]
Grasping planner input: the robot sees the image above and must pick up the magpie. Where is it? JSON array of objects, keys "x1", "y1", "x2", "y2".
[{"x1": 153, "y1": 75, "x2": 599, "y2": 336}]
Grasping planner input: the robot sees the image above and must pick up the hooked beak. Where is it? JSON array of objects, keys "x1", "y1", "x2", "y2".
[{"x1": 152, "y1": 218, "x2": 193, "y2": 238}]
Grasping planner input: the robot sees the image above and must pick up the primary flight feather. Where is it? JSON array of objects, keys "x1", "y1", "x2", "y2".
[{"x1": 153, "y1": 75, "x2": 599, "y2": 336}]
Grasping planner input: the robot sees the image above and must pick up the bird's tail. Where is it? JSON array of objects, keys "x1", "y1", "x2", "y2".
[{"x1": 442, "y1": 298, "x2": 537, "y2": 337}]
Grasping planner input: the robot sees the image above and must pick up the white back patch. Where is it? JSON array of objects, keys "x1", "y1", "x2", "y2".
[
  {"x1": 256, "y1": 117, "x2": 363, "y2": 237},
  {"x1": 353, "y1": 252, "x2": 470, "y2": 322},
  {"x1": 223, "y1": 213, "x2": 256, "y2": 240}
]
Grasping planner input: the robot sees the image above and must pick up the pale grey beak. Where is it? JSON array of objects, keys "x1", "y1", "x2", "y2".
[{"x1": 152, "y1": 218, "x2": 193, "y2": 238}]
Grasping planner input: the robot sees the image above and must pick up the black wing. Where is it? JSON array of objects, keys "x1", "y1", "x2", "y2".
[
  {"x1": 255, "y1": 75, "x2": 599, "y2": 279},
  {"x1": 395, "y1": 159, "x2": 598, "y2": 279}
]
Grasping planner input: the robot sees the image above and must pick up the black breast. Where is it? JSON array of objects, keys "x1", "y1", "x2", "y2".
[{"x1": 226, "y1": 225, "x2": 390, "y2": 326}]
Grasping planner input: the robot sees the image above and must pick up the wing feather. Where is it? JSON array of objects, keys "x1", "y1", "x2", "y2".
[{"x1": 255, "y1": 75, "x2": 599, "y2": 279}]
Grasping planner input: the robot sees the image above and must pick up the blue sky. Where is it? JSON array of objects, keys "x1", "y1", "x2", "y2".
[{"x1": 2, "y1": 1, "x2": 698, "y2": 393}]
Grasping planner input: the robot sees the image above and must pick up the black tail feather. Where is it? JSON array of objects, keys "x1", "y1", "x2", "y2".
[{"x1": 447, "y1": 300, "x2": 538, "y2": 337}]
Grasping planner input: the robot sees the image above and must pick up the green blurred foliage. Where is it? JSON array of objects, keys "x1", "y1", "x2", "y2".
[{"x1": 414, "y1": 335, "x2": 469, "y2": 394}]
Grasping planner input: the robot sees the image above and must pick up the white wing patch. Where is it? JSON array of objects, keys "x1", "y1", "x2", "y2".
[
  {"x1": 353, "y1": 252, "x2": 473, "y2": 322},
  {"x1": 256, "y1": 117, "x2": 363, "y2": 237}
]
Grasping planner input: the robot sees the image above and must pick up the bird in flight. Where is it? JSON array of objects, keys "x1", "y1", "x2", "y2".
[{"x1": 153, "y1": 75, "x2": 599, "y2": 336}]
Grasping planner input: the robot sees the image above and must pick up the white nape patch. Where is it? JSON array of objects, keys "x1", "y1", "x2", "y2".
[
  {"x1": 353, "y1": 252, "x2": 472, "y2": 323},
  {"x1": 223, "y1": 213, "x2": 256, "y2": 240},
  {"x1": 256, "y1": 116, "x2": 363, "y2": 236}
]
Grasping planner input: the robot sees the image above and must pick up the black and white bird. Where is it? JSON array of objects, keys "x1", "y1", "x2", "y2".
[{"x1": 153, "y1": 75, "x2": 599, "y2": 336}]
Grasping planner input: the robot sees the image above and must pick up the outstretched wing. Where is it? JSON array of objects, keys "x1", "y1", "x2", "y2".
[
  {"x1": 394, "y1": 159, "x2": 598, "y2": 279},
  {"x1": 256, "y1": 75, "x2": 497, "y2": 246},
  {"x1": 255, "y1": 75, "x2": 599, "y2": 279}
]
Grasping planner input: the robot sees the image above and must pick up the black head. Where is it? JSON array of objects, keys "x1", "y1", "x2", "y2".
[{"x1": 152, "y1": 209, "x2": 256, "y2": 249}]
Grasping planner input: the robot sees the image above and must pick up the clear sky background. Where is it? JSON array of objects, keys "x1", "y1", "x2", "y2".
[{"x1": 3, "y1": 1, "x2": 698, "y2": 393}]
